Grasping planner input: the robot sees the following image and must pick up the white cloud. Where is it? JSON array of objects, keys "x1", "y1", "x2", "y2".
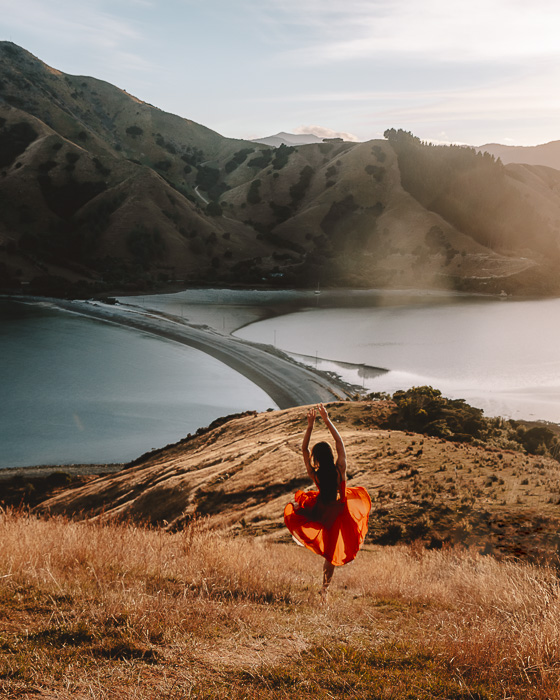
[
  {"x1": 258, "y1": 0, "x2": 560, "y2": 65},
  {"x1": 293, "y1": 124, "x2": 360, "y2": 141},
  {"x1": 4, "y1": 0, "x2": 559, "y2": 146}
]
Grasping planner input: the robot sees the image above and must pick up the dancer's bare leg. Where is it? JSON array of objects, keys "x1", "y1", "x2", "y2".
[{"x1": 321, "y1": 560, "x2": 335, "y2": 599}]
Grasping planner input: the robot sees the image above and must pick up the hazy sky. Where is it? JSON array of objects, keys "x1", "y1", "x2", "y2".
[{"x1": 3, "y1": 0, "x2": 560, "y2": 146}]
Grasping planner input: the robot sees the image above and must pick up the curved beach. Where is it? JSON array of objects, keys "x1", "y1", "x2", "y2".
[{"x1": 51, "y1": 299, "x2": 353, "y2": 409}]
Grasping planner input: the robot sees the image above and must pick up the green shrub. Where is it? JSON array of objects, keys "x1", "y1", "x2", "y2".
[
  {"x1": 38, "y1": 160, "x2": 57, "y2": 173},
  {"x1": 365, "y1": 164, "x2": 385, "y2": 181},
  {"x1": 517, "y1": 426, "x2": 558, "y2": 457},
  {"x1": 247, "y1": 179, "x2": 262, "y2": 205},
  {"x1": 126, "y1": 125, "x2": 143, "y2": 137},
  {"x1": 272, "y1": 144, "x2": 294, "y2": 170},
  {"x1": 0, "y1": 121, "x2": 38, "y2": 167},
  {"x1": 320, "y1": 195, "x2": 359, "y2": 235},
  {"x1": 225, "y1": 148, "x2": 254, "y2": 173},
  {"x1": 269, "y1": 202, "x2": 292, "y2": 223},
  {"x1": 289, "y1": 165, "x2": 314, "y2": 205},
  {"x1": 196, "y1": 165, "x2": 221, "y2": 195},
  {"x1": 92, "y1": 158, "x2": 111, "y2": 177},
  {"x1": 248, "y1": 150, "x2": 272, "y2": 169},
  {"x1": 206, "y1": 201, "x2": 222, "y2": 217},
  {"x1": 390, "y1": 386, "x2": 486, "y2": 442},
  {"x1": 37, "y1": 175, "x2": 107, "y2": 220},
  {"x1": 64, "y1": 151, "x2": 80, "y2": 172},
  {"x1": 372, "y1": 144, "x2": 387, "y2": 162},
  {"x1": 154, "y1": 160, "x2": 172, "y2": 172},
  {"x1": 181, "y1": 147, "x2": 204, "y2": 167}
]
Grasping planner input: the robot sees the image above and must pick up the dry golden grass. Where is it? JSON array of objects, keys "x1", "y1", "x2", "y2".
[
  {"x1": 34, "y1": 403, "x2": 560, "y2": 566},
  {"x1": 2, "y1": 508, "x2": 560, "y2": 699}
]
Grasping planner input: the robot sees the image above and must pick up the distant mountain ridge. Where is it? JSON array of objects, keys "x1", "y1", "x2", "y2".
[
  {"x1": 252, "y1": 132, "x2": 325, "y2": 147},
  {"x1": 0, "y1": 42, "x2": 559, "y2": 297},
  {"x1": 254, "y1": 136, "x2": 560, "y2": 170},
  {"x1": 478, "y1": 141, "x2": 560, "y2": 170}
]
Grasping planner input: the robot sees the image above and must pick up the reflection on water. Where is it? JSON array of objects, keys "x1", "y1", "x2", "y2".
[
  {"x1": 124, "y1": 288, "x2": 560, "y2": 422},
  {"x1": 290, "y1": 353, "x2": 388, "y2": 388},
  {"x1": 4, "y1": 288, "x2": 559, "y2": 469},
  {"x1": 0, "y1": 299, "x2": 275, "y2": 468},
  {"x1": 233, "y1": 293, "x2": 560, "y2": 424},
  {"x1": 120, "y1": 288, "x2": 467, "y2": 333}
]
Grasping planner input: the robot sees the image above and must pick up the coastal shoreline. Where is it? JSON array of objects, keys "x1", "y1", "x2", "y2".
[
  {"x1": 0, "y1": 463, "x2": 123, "y2": 480},
  {"x1": 117, "y1": 286, "x2": 492, "y2": 335},
  {"x1": 24, "y1": 297, "x2": 356, "y2": 410}
]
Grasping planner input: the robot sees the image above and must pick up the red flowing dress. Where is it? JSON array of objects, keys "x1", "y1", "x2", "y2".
[{"x1": 284, "y1": 479, "x2": 371, "y2": 566}]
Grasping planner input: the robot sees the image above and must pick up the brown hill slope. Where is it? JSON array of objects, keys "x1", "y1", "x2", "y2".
[
  {"x1": 39, "y1": 401, "x2": 560, "y2": 562},
  {"x1": 0, "y1": 42, "x2": 276, "y2": 294},
  {"x1": 1, "y1": 43, "x2": 560, "y2": 295}
]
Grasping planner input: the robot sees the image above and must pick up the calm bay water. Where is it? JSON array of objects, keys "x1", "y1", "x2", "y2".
[
  {"x1": 3, "y1": 289, "x2": 559, "y2": 469},
  {"x1": 124, "y1": 287, "x2": 560, "y2": 422},
  {"x1": 232, "y1": 291, "x2": 560, "y2": 424},
  {"x1": 0, "y1": 299, "x2": 275, "y2": 468}
]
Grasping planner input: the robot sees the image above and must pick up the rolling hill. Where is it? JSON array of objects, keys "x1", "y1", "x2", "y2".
[
  {"x1": 35, "y1": 399, "x2": 560, "y2": 562},
  {"x1": 1, "y1": 42, "x2": 560, "y2": 296}
]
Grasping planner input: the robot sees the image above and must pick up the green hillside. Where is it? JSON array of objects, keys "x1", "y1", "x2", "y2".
[{"x1": 1, "y1": 42, "x2": 559, "y2": 296}]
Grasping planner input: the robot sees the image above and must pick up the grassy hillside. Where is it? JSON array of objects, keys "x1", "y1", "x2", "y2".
[
  {"x1": 30, "y1": 397, "x2": 560, "y2": 563},
  {"x1": 3, "y1": 496, "x2": 560, "y2": 697},
  {"x1": 2, "y1": 398, "x2": 560, "y2": 697},
  {"x1": 1, "y1": 42, "x2": 560, "y2": 296},
  {"x1": 0, "y1": 42, "x2": 275, "y2": 295}
]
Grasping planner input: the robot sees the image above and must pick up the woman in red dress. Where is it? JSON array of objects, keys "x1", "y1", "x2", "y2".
[{"x1": 284, "y1": 404, "x2": 371, "y2": 596}]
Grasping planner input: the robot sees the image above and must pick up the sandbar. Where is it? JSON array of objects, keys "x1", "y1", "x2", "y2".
[{"x1": 48, "y1": 299, "x2": 354, "y2": 409}]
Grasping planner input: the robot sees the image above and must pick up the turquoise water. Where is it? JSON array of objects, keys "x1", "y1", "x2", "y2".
[{"x1": 0, "y1": 300, "x2": 276, "y2": 468}]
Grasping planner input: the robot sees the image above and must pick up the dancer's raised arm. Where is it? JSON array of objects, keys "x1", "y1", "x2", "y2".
[
  {"x1": 302, "y1": 407, "x2": 318, "y2": 485},
  {"x1": 318, "y1": 404, "x2": 346, "y2": 478}
]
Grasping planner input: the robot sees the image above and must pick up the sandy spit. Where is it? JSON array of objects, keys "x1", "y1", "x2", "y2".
[{"x1": 45, "y1": 299, "x2": 355, "y2": 409}]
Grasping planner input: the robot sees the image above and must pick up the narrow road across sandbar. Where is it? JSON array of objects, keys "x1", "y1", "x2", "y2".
[{"x1": 52, "y1": 300, "x2": 353, "y2": 409}]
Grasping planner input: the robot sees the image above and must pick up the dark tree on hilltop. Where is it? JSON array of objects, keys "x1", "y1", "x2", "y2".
[{"x1": 384, "y1": 128, "x2": 421, "y2": 147}]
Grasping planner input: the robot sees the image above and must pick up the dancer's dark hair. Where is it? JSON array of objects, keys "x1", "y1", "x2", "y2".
[{"x1": 311, "y1": 441, "x2": 338, "y2": 503}]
